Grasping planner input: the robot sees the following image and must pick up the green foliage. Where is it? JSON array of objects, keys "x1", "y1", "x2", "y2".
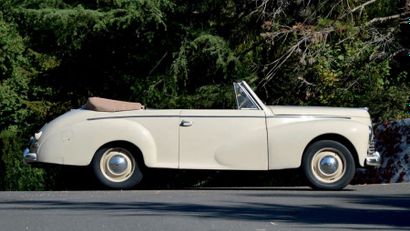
[
  {"x1": 306, "y1": 40, "x2": 409, "y2": 121},
  {"x1": 0, "y1": 16, "x2": 31, "y2": 130},
  {"x1": 15, "y1": 0, "x2": 172, "y2": 51},
  {"x1": 0, "y1": 14, "x2": 58, "y2": 130},
  {"x1": 0, "y1": 127, "x2": 46, "y2": 190},
  {"x1": 170, "y1": 34, "x2": 244, "y2": 108}
]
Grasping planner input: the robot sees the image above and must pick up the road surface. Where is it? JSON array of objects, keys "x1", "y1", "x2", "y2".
[{"x1": 0, "y1": 183, "x2": 409, "y2": 231}]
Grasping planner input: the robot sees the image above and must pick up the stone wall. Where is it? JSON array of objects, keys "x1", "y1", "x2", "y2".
[{"x1": 355, "y1": 119, "x2": 410, "y2": 184}]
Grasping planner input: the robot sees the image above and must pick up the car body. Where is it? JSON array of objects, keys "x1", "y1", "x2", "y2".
[{"x1": 24, "y1": 81, "x2": 381, "y2": 190}]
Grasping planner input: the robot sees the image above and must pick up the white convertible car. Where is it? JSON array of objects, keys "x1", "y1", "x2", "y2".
[{"x1": 24, "y1": 81, "x2": 380, "y2": 190}]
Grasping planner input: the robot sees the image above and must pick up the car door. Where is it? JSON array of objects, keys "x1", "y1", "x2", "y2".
[{"x1": 179, "y1": 109, "x2": 268, "y2": 170}]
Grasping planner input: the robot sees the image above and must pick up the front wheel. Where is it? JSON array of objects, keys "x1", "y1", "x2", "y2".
[
  {"x1": 302, "y1": 140, "x2": 356, "y2": 190},
  {"x1": 92, "y1": 146, "x2": 143, "y2": 189}
]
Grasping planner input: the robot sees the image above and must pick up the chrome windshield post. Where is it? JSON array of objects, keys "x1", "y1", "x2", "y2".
[{"x1": 233, "y1": 82, "x2": 261, "y2": 110}]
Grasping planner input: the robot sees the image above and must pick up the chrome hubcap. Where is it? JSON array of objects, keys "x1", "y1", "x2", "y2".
[
  {"x1": 108, "y1": 155, "x2": 128, "y2": 175},
  {"x1": 319, "y1": 156, "x2": 339, "y2": 175},
  {"x1": 100, "y1": 148, "x2": 135, "y2": 182},
  {"x1": 311, "y1": 148, "x2": 345, "y2": 184}
]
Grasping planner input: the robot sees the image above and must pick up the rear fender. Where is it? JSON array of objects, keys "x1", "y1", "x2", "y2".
[{"x1": 37, "y1": 119, "x2": 156, "y2": 166}]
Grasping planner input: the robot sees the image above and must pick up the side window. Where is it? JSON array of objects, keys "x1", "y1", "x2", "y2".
[{"x1": 234, "y1": 83, "x2": 258, "y2": 110}]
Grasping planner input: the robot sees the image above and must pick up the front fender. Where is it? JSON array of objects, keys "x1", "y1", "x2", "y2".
[{"x1": 267, "y1": 118, "x2": 369, "y2": 169}]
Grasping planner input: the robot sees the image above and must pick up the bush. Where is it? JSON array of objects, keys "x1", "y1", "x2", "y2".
[{"x1": 0, "y1": 127, "x2": 46, "y2": 190}]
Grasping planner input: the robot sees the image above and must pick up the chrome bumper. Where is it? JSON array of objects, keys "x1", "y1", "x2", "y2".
[
  {"x1": 23, "y1": 148, "x2": 37, "y2": 163},
  {"x1": 365, "y1": 151, "x2": 381, "y2": 167}
]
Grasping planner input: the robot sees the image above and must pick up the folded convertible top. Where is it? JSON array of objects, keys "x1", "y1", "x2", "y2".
[{"x1": 83, "y1": 97, "x2": 144, "y2": 112}]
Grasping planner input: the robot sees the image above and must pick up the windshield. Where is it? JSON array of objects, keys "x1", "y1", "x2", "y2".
[{"x1": 234, "y1": 82, "x2": 259, "y2": 110}]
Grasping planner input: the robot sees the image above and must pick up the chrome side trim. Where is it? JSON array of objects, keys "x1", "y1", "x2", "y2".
[
  {"x1": 181, "y1": 115, "x2": 266, "y2": 118},
  {"x1": 88, "y1": 115, "x2": 267, "y2": 121},
  {"x1": 88, "y1": 113, "x2": 350, "y2": 121},
  {"x1": 268, "y1": 114, "x2": 351, "y2": 119},
  {"x1": 88, "y1": 115, "x2": 180, "y2": 120}
]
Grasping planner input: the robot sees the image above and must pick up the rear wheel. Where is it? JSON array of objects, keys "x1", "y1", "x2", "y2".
[
  {"x1": 302, "y1": 140, "x2": 355, "y2": 190},
  {"x1": 92, "y1": 146, "x2": 142, "y2": 189}
]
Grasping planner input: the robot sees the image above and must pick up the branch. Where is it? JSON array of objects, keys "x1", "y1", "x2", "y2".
[
  {"x1": 261, "y1": 37, "x2": 308, "y2": 86},
  {"x1": 297, "y1": 76, "x2": 316, "y2": 86},
  {"x1": 350, "y1": 0, "x2": 377, "y2": 14},
  {"x1": 389, "y1": 48, "x2": 407, "y2": 59},
  {"x1": 148, "y1": 52, "x2": 168, "y2": 76},
  {"x1": 367, "y1": 11, "x2": 410, "y2": 25},
  {"x1": 368, "y1": 14, "x2": 400, "y2": 24},
  {"x1": 340, "y1": 0, "x2": 377, "y2": 19},
  {"x1": 259, "y1": 25, "x2": 335, "y2": 87}
]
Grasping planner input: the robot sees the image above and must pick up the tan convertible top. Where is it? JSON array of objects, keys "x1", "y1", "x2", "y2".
[{"x1": 83, "y1": 97, "x2": 144, "y2": 112}]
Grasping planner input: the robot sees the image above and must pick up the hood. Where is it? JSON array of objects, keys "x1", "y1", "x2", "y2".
[{"x1": 268, "y1": 105, "x2": 370, "y2": 118}]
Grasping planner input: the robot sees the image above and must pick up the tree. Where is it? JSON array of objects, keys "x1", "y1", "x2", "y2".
[{"x1": 255, "y1": 0, "x2": 409, "y2": 121}]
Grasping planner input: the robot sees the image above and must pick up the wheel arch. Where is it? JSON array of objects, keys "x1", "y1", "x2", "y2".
[
  {"x1": 303, "y1": 133, "x2": 360, "y2": 167},
  {"x1": 94, "y1": 140, "x2": 147, "y2": 169}
]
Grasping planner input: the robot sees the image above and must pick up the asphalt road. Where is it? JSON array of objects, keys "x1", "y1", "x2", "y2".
[{"x1": 0, "y1": 183, "x2": 409, "y2": 231}]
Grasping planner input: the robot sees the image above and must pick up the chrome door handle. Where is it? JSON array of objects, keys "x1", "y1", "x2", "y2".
[{"x1": 180, "y1": 120, "x2": 193, "y2": 127}]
